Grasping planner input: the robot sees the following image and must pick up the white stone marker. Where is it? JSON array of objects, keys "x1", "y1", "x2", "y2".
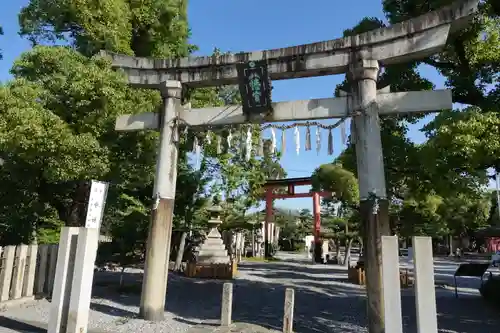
[
  {"x1": 220, "y1": 282, "x2": 233, "y2": 326},
  {"x1": 283, "y1": 288, "x2": 295, "y2": 333},
  {"x1": 413, "y1": 236, "x2": 438, "y2": 333},
  {"x1": 66, "y1": 227, "x2": 100, "y2": 333},
  {"x1": 381, "y1": 236, "x2": 403, "y2": 333},
  {"x1": 84, "y1": 180, "x2": 108, "y2": 229},
  {"x1": 48, "y1": 227, "x2": 80, "y2": 333}
]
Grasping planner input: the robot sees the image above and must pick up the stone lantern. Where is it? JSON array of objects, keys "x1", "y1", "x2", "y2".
[{"x1": 196, "y1": 204, "x2": 230, "y2": 264}]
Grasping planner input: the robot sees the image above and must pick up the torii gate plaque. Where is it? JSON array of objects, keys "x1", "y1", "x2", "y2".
[{"x1": 103, "y1": 1, "x2": 478, "y2": 331}]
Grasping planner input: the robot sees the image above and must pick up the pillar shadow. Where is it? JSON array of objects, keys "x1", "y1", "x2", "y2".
[{"x1": 0, "y1": 315, "x2": 46, "y2": 332}]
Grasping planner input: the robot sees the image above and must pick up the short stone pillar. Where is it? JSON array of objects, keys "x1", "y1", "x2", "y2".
[
  {"x1": 48, "y1": 227, "x2": 99, "y2": 333},
  {"x1": 220, "y1": 282, "x2": 233, "y2": 326},
  {"x1": 283, "y1": 288, "x2": 295, "y2": 333}
]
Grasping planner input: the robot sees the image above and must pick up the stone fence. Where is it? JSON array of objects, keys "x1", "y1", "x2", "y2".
[{"x1": 0, "y1": 244, "x2": 59, "y2": 306}]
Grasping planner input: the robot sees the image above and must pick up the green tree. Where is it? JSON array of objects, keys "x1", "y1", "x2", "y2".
[
  {"x1": 3, "y1": 0, "x2": 196, "y2": 248},
  {"x1": 383, "y1": 0, "x2": 500, "y2": 111},
  {"x1": 312, "y1": 163, "x2": 360, "y2": 264},
  {"x1": 398, "y1": 195, "x2": 446, "y2": 238},
  {"x1": 337, "y1": 0, "x2": 499, "y2": 202},
  {"x1": 7, "y1": 1, "x2": 225, "y2": 258},
  {"x1": 382, "y1": 0, "x2": 499, "y2": 195},
  {"x1": 422, "y1": 108, "x2": 500, "y2": 188},
  {"x1": 311, "y1": 163, "x2": 359, "y2": 206},
  {"x1": 487, "y1": 190, "x2": 500, "y2": 225},
  {"x1": 0, "y1": 47, "x2": 156, "y2": 243},
  {"x1": 439, "y1": 193, "x2": 491, "y2": 239},
  {"x1": 12, "y1": 1, "x2": 287, "y2": 259},
  {"x1": 19, "y1": 0, "x2": 195, "y2": 58}
]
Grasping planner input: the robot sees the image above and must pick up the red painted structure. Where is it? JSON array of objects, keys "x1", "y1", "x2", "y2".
[
  {"x1": 264, "y1": 177, "x2": 331, "y2": 256},
  {"x1": 486, "y1": 237, "x2": 500, "y2": 252}
]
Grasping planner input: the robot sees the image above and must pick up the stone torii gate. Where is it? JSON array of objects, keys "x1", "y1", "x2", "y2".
[{"x1": 103, "y1": 1, "x2": 478, "y2": 331}]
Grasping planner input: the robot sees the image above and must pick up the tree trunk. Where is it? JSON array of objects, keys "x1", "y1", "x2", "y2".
[
  {"x1": 359, "y1": 238, "x2": 364, "y2": 259},
  {"x1": 119, "y1": 267, "x2": 126, "y2": 287},
  {"x1": 343, "y1": 238, "x2": 353, "y2": 266},
  {"x1": 66, "y1": 181, "x2": 91, "y2": 226},
  {"x1": 335, "y1": 238, "x2": 341, "y2": 262},
  {"x1": 174, "y1": 231, "x2": 188, "y2": 271},
  {"x1": 448, "y1": 234, "x2": 454, "y2": 256}
]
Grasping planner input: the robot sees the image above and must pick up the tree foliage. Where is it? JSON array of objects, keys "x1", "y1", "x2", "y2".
[
  {"x1": 0, "y1": 0, "x2": 286, "y2": 258},
  {"x1": 311, "y1": 163, "x2": 359, "y2": 206},
  {"x1": 0, "y1": 46, "x2": 160, "y2": 243},
  {"x1": 18, "y1": 0, "x2": 195, "y2": 57},
  {"x1": 332, "y1": 0, "x2": 500, "y2": 245}
]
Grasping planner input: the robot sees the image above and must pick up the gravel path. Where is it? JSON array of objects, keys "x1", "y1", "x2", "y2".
[{"x1": 0, "y1": 252, "x2": 499, "y2": 333}]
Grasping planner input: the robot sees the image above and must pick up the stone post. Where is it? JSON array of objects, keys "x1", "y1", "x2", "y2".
[
  {"x1": 283, "y1": 288, "x2": 295, "y2": 333},
  {"x1": 140, "y1": 80, "x2": 182, "y2": 321},
  {"x1": 413, "y1": 236, "x2": 438, "y2": 333},
  {"x1": 381, "y1": 236, "x2": 403, "y2": 333},
  {"x1": 48, "y1": 227, "x2": 80, "y2": 333},
  {"x1": 349, "y1": 58, "x2": 391, "y2": 333},
  {"x1": 66, "y1": 228, "x2": 100, "y2": 333},
  {"x1": 221, "y1": 282, "x2": 233, "y2": 326}
]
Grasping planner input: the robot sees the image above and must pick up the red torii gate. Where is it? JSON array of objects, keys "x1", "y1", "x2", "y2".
[{"x1": 263, "y1": 177, "x2": 331, "y2": 258}]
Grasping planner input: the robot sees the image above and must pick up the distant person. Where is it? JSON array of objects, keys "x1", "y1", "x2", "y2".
[{"x1": 455, "y1": 247, "x2": 462, "y2": 259}]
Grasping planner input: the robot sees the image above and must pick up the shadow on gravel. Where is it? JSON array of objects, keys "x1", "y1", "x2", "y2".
[
  {"x1": 90, "y1": 301, "x2": 137, "y2": 318},
  {"x1": 241, "y1": 262, "x2": 348, "y2": 275},
  {"x1": 90, "y1": 261, "x2": 500, "y2": 333},
  {"x1": 0, "y1": 315, "x2": 45, "y2": 332}
]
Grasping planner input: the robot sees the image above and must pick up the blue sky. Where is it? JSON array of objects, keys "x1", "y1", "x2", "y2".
[{"x1": 1, "y1": 0, "x2": 451, "y2": 210}]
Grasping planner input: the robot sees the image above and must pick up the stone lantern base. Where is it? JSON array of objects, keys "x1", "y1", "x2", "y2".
[
  {"x1": 197, "y1": 226, "x2": 230, "y2": 264},
  {"x1": 186, "y1": 225, "x2": 236, "y2": 279},
  {"x1": 185, "y1": 204, "x2": 236, "y2": 279}
]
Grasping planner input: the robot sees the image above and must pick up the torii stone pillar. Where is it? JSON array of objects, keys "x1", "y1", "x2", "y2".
[
  {"x1": 349, "y1": 59, "x2": 390, "y2": 332},
  {"x1": 140, "y1": 81, "x2": 182, "y2": 321}
]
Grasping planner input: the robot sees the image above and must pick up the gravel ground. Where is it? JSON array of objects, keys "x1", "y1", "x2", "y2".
[{"x1": 0, "y1": 252, "x2": 499, "y2": 333}]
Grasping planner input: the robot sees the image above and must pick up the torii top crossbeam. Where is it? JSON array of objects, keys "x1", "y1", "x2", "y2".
[
  {"x1": 101, "y1": 0, "x2": 477, "y2": 88},
  {"x1": 264, "y1": 177, "x2": 331, "y2": 199}
]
